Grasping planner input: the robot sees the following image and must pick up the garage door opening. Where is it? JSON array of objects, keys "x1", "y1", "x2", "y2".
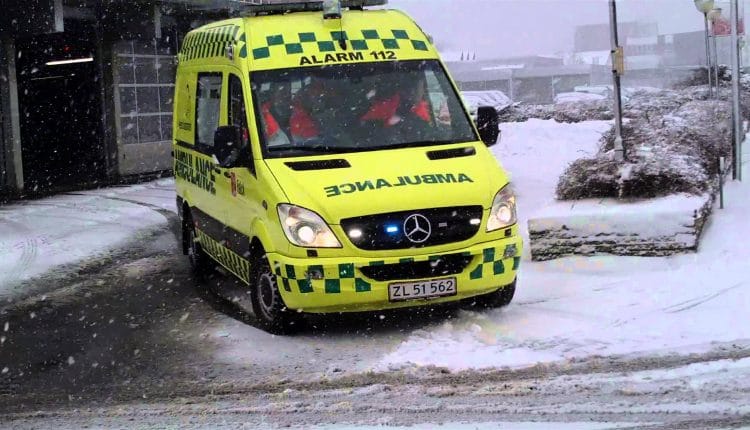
[{"x1": 16, "y1": 24, "x2": 105, "y2": 192}]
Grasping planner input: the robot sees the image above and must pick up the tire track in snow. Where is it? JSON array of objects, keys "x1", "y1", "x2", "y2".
[
  {"x1": 663, "y1": 282, "x2": 746, "y2": 313},
  {"x1": 3, "y1": 220, "x2": 39, "y2": 288}
]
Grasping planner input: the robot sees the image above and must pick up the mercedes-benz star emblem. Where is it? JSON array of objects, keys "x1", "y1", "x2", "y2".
[{"x1": 403, "y1": 214, "x2": 432, "y2": 244}]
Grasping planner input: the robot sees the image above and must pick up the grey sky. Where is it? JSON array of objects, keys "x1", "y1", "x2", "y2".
[{"x1": 387, "y1": 0, "x2": 738, "y2": 59}]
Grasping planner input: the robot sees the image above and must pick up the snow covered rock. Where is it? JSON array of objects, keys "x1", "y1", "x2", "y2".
[
  {"x1": 528, "y1": 193, "x2": 713, "y2": 261},
  {"x1": 530, "y1": 94, "x2": 731, "y2": 261}
]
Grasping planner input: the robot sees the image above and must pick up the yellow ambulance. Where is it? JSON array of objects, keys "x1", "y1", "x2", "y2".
[{"x1": 173, "y1": 0, "x2": 521, "y2": 333}]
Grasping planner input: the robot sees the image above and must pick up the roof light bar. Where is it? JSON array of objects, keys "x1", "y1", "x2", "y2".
[{"x1": 229, "y1": 0, "x2": 387, "y2": 13}]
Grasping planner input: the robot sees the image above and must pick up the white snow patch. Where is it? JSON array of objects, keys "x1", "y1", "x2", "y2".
[
  {"x1": 0, "y1": 179, "x2": 174, "y2": 301},
  {"x1": 303, "y1": 423, "x2": 632, "y2": 430},
  {"x1": 376, "y1": 121, "x2": 750, "y2": 372},
  {"x1": 462, "y1": 90, "x2": 512, "y2": 115},
  {"x1": 554, "y1": 92, "x2": 606, "y2": 104}
]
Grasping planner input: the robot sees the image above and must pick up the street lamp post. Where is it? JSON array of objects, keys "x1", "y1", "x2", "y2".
[
  {"x1": 695, "y1": 1, "x2": 716, "y2": 96},
  {"x1": 730, "y1": 0, "x2": 743, "y2": 181},
  {"x1": 609, "y1": 0, "x2": 625, "y2": 162},
  {"x1": 709, "y1": 8, "x2": 722, "y2": 93}
]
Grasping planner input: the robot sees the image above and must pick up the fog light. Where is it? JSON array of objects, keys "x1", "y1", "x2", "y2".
[{"x1": 503, "y1": 244, "x2": 518, "y2": 259}]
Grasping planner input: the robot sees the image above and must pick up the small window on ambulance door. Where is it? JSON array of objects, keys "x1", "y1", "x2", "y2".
[{"x1": 195, "y1": 73, "x2": 222, "y2": 149}]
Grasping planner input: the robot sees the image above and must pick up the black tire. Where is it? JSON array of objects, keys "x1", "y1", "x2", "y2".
[
  {"x1": 183, "y1": 210, "x2": 213, "y2": 277},
  {"x1": 476, "y1": 278, "x2": 516, "y2": 309},
  {"x1": 250, "y1": 252, "x2": 302, "y2": 335}
]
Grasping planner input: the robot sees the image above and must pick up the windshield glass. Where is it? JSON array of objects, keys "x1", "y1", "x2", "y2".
[{"x1": 251, "y1": 60, "x2": 478, "y2": 158}]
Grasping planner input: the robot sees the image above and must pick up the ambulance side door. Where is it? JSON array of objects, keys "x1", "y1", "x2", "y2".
[
  {"x1": 190, "y1": 71, "x2": 226, "y2": 247},
  {"x1": 208, "y1": 70, "x2": 261, "y2": 283}
]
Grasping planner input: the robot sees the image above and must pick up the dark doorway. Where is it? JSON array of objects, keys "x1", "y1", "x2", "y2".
[{"x1": 16, "y1": 23, "x2": 105, "y2": 192}]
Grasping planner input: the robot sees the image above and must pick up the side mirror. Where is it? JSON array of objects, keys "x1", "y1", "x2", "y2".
[
  {"x1": 213, "y1": 125, "x2": 243, "y2": 168},
  {"x1": 476, "y1": 106, "x2": 500, "y2": 147}
]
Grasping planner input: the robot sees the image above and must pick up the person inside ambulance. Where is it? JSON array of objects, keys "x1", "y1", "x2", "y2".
[
  {"x1": 287, "y1": 76, "x2": 358, "y2": 147},
  {"x1": 359, "y1": 71, "x2": 436, "y2": 143},
  {"x1": 288, "y1": 77, "x2": 324, "y2": 142},
  {"x1": 258, "y1": 76, "x2": 330, "y2": 146},
  {"x1": 259, "y1": 82, "x2": 293, "y2": 147}
]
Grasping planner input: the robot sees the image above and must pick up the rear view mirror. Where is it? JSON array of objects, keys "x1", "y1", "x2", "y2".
[
  {"x1": 476, "y1": 106, "x2": 500, "y2": 147},
  {"x1": 214, "y1": 125, "x2": 243, "y2": 168}
]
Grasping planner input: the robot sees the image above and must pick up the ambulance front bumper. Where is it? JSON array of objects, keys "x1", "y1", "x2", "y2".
[{"x1": 267, "y1": 236, "x2": 522, "y2": 313}]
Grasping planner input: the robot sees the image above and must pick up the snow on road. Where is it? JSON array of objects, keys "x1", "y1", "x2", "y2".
[
  {"x1": 4, "y1": 119, "x2": 749, "y2": 381},
  {"x1": 377, "y1": 119, "x2": 750, "y2": 371},
  {"x1": 0, "y1": 179, "x2": 175, "y2": 302}
]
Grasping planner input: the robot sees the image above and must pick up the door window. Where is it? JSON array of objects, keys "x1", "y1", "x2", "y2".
[
  {"x1": 195, "y1": 73, "x2": 222, "y2": 148},
  {"x1": 228, "y1": 74, "x2": 250, "y2": 150},
  {"x1": 227, "y1": 74, "x2": 254, "y2": 174}
]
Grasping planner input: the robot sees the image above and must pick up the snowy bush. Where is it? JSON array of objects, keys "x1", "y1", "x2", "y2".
[
  {"x1": 557, "y1": 98, "x2": 732, "y2": 200},
  {"x1": 673, "y1": 65, "x2": 731, "y2": 88},
  {"x1": 498, "y1": 104, "x2": 554, "y2": 122},
  {"x1": 553, "y1": 99, "x2": 614, "y2": 123}
]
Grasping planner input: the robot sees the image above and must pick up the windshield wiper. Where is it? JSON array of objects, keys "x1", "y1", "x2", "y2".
[
  {"x1": 367, "y1": 140, "x2": 463, "y2": 151},
  {"x1": 269, "y1": 144, "x2": 358, "y2": 154}
]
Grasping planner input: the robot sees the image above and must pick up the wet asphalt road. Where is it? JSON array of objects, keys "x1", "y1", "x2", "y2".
[
  {"x1": 0, "y1": 217, "x2": 459, "y2": 416},
  {"x1": 2, "y1": 211, "x2": 750, "y2": 429}
]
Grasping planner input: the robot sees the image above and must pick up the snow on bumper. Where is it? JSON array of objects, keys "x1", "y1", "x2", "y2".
[{"x1": 269, "y1": 238, "x2": 522, "y2": 313}]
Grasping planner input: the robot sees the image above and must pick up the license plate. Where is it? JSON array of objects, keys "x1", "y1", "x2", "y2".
[{"x1": 388, "y1": 277, "x2": 457, "y2": 302}]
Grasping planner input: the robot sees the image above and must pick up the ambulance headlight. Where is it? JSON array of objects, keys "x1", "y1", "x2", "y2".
[
  {"x1": 487, "y1": 185, "x2": 517, "y2": 231},
  {"x1": 278, "y1": 204, "x2": 342, "y2": 248}
]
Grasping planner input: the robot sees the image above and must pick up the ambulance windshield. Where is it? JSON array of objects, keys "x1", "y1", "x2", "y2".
[{"x1": 251, "y1": 60, "x2": 478, "y2": 158}]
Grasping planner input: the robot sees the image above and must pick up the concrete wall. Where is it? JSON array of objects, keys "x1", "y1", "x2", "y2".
[{"x1": 0, "y1": 38, "x2": 22, "y2": 197}]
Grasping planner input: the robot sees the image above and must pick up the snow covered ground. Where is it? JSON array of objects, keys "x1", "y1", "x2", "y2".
[
  {"x1": 3, "y1": 119, "x2": 750, "y2": 380},
  {"x1": 4, "y1": 120, "x2": 750, "y2": 428},
  {"x1": 0, "y1": 179, "x2": 175, "y2": 303},
  {"x1": 376, "y1": 119, "x2": 750, "y2": 371}
]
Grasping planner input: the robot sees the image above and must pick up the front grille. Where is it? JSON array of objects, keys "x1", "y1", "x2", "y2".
[
  {"x1": 360, "y1": 253, "x2": 474, "y2": 282},
  {"x1": 341, "y1": 206, "x2": 483, "y2": 250}
]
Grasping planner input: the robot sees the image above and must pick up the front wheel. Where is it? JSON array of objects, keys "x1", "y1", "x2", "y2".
[
  {"x1": 476, "y1": 278, "x2": 516, "y2": 309},
  {"x1": 183, "y1": 211, "x2": 213, "y2": 277},
  {"x1": 250, "y1": 252, "x2": 302, "y2": 334}
]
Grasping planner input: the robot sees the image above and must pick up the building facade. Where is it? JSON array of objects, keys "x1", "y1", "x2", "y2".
[{"x1": 0, "y1": 0, "x2": 239, "y2": 198}]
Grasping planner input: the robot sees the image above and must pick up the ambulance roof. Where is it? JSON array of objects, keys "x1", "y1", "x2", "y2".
[{"x1": 178, "y1": 6, "x2": 438, "y2": 71}]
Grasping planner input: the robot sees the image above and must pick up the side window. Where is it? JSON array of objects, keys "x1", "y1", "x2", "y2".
[
  {"x1": 228, "y1": 74, "x2": 255, "y2": 174},
  {"x1": 228, "y1": 74, "x2": 249, "y2": 147},
  {"x1": 195, "y1": 73, "x2": 222, "y2": 148}
]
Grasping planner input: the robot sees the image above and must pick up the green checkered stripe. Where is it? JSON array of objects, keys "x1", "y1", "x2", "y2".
[
  {"x1": 179, "y1": 25, "x2": 246, "y2": 62},
  {"x1": 196, "y1": 229, "x2": 250, "y2": 284},
  {"x1": 469, "y1": 248, "x2": 522, "y2": 281},
  {"x1": 252, "y1": 28, "x2": 430, "y2": 60},
  {"x1": 271, "y1": 247, "x2": 519, "y2": 295},
  {"x1": 272, "y1": 260, "x2": 372, "y2": 295}
]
